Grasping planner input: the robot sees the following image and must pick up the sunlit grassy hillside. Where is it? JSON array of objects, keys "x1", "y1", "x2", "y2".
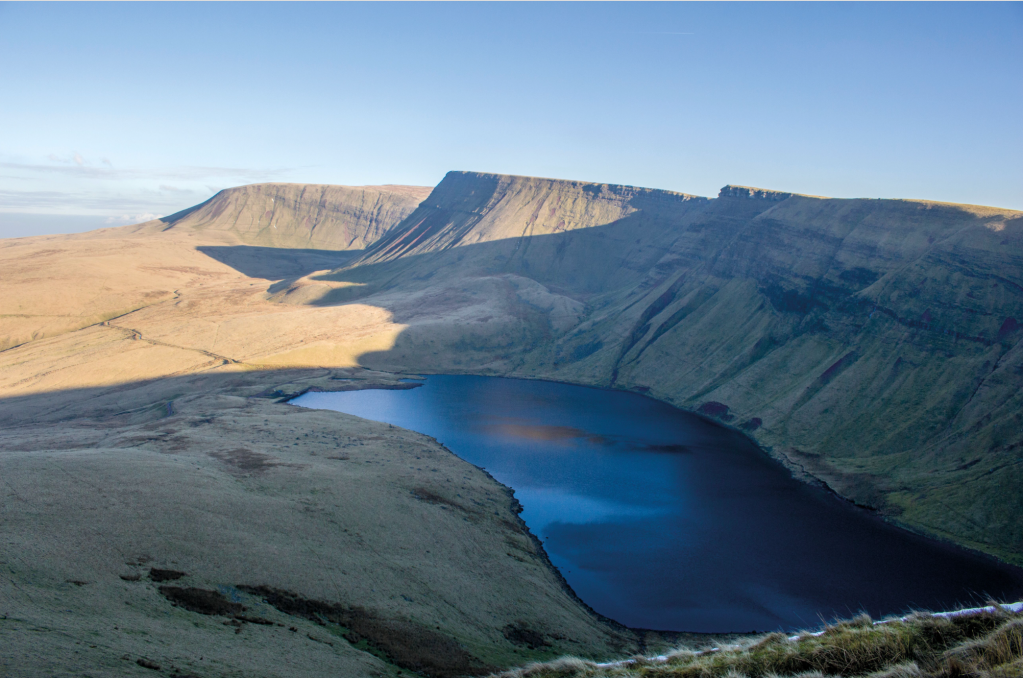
[{"x1": 3, "y1": 173, "x2": 1021, "y2": 677}]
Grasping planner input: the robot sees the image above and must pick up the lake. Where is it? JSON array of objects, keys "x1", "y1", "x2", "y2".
[{"x1": 292, "y1": 375, "x2": 1023, "y2": 633}]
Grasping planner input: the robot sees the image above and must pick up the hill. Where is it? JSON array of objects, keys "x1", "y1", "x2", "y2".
[
  {"x1": 0, "y1": 183, "x2": 427, "y2": 353},
  {"x1": 1, "y1": 172, "x2": 1021, "y2": 677},
  {"x1": 132, "y1": 182, "x2": 431, "y2": 250},
  {"x1": 294, "y1": 171, "x2": 1023, "y2": 564}
]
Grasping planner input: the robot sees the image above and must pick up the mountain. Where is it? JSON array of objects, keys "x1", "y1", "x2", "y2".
[
  {"x1": 358, "y1": 170, "x2": 705, "y2": 266},
  {"x1": 133, "y1": 182, "x2": 431, "y2": 250},
  {"x1": 287, "y1": 171, "x2": 1023, "y2": 563},
  {"x1": 1, "y1": 171, "x2": 1021, "y2": 677},
  {"x1": 0, "y1": 182, "x2": 428, "y2": 352}
]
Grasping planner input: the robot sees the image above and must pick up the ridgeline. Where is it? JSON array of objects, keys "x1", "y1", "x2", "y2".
[{"x1": 1, "y1": 172, "x2": 1020, "y2": 677}]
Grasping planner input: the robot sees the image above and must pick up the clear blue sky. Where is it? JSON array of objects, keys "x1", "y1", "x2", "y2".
[{"x1": 1, "y1": 2, "x2": 1021, "y2": 237}]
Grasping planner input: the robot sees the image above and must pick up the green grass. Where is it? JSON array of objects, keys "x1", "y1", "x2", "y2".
[{"x1": 493, "y1": 606, "x2": 1023, "y2": 678}]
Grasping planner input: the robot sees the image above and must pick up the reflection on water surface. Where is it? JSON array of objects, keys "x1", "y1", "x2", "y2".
[
  {"x1": 480, "y1": 422, "x2": 611, "y2": 444},
  {"x1": 293, "y1": 375, "x2": 1023, "y2": 633}
]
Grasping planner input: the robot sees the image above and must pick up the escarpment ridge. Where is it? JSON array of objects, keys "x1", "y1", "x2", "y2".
[
  {"x1": 1, "y1": 171, "x2": 1021, "y2": 677},
  {"x1": 357, "y1": 171, "x2": 706, "y2": 265},
  {"x1": 314, "y1": 171, "x2": 1023, "y2": 564},
  {"x1": 132, "y1": 182, "x2": 431, "y2": 250}
]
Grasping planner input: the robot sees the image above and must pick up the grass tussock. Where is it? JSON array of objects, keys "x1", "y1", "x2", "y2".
[{"x1": 493, "y1": 606, "x2": 1023, "y2": 678}]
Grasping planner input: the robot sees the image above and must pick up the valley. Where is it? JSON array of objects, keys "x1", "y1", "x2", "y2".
[{"x1": 1, "y1": 173, "x2": 1021, "y2": 677}]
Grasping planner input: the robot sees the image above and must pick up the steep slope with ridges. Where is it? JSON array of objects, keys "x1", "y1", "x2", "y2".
[
  {"x1": 311, "y1": 175, "x2": 1023, "y2": 563},
  {"x1": 357, "y1": 171, "x2": 707, "y2": 265},
  {"x1": 135, "y1": 182, "x2": 431, "y2": 250},
  {"x1": 541, "y1": 190, "x2": 1023, "y2": 561}
]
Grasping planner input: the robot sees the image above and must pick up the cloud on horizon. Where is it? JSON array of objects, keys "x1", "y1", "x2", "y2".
[
  {"x1": 0, "y1": 154, "x2": 295, "y2": 218},
  {"x1": 105, "y1": 212, "x2": 161, "y2": 225},
  {"x1": 0, "y1": 159, "x2": 292, "y2": 182},
  {"x1": 0, "y1": 188, "x2": 196, "y2": 217}
]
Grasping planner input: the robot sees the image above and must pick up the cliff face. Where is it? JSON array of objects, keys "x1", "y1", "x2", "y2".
[
  {"x1": 136, "y1": 182, "x2": 431, "y2": 250},
  {"x1": 358, "y1": 171, "x2": 705, "y2": 266},
  {"x1": 318, "y1": 173, "x2": 1023, "y2": 563}
]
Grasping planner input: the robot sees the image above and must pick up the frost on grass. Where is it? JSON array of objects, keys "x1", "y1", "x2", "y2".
[{"x1": 490, "y1": 605, "x2": 1023, "y2": 678}]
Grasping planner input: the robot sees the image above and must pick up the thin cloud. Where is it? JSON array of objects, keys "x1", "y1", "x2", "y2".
[
  {"x1": 0, "y1": 156, "x2": 294, "y2": 219},
  {"x1": 105, "y1": 212, "x2": 160, "y2": 225},
  {"x1": 1, "y1": 162, "x2": 117, "y2": 178},
  {"x1": 0, "y1": 161, "x2": 292, "y2": 182},
  {"x1": 0, "y1": 189, "x2": 199, "y2": 215},
  {"x1": 159, "y1": 165, "x2": 293, "y2": 181},
  {"x1": 45, "y1": 152, "x2": 89, "y2": 165}
]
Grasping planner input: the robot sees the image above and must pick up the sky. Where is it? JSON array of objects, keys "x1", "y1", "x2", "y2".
[{"x1": 1, "y1": 2, "x2": 1021, "y2": 237}]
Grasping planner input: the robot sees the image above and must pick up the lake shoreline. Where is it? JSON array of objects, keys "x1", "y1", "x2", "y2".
[
  {"x1": 291, "y1": 372, "x2": 1023, "y2": 634},
  {"x1": 291, "y1": 369, "x2": 1023, "y2": 577},
  {"x1": 286, "y1": 374, "x2": 727, "y2": 643}
]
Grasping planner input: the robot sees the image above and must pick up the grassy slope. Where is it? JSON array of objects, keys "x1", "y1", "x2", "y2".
[
  {"x1": 495, "y1": 606, "x2": 1023, "y2": 678},
  {"x1": 131, "y1": 182, "x2": 432, "y2": 250},
  {"x1": 2, "y1": 173, "x2": 1022, "y2": 677},
  {"x1": 552, "y1": 194, "x2": 1023, "y2": 563},
  {"x1": 305, "y1": 172, "x2": 1023, "y2": 565},
  {"x1": 0, "y1": 183, "x2": 428, "y2": 354},
  {"x1": 0, "y1": 194, "x2": 639, "y2": 677},
  {"x1": 0, "y1": 369, "x2": 635, "y2": 678}
]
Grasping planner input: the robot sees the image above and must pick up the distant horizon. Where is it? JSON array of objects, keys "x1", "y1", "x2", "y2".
[
  {"x1": 2, "y1": 1, "x2": 1020, "y2": 237},
  {"x1": 3, "y1": 167, "x2": 1020, "y2": 240}
]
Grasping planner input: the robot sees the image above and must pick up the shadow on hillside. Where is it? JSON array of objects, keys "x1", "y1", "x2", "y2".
[
  {"x1": 197, "y1": 245, "x2": 362, "y2": 280},
  {"x1": 192, "y1": 193, "x2": 1022, "y2": 384},
  {"x1": 5, "y1": 197, "x2": 1023, "y2": 619},
  {"x1": 0, "y1": 366, "x2": 340, "y2": 426},
  {"x1": 298, "y1": 195, "x2": 1023, "y2": 340},
  {"x1": 302, "y1": 202, "x2": 731, "y2": 307},
  {"x1": 4, "y1": 189, "x2": 1023, "y2": 652},
  {"x1": 3, "y1": 363, "x2": 1023, "y2": 618}
]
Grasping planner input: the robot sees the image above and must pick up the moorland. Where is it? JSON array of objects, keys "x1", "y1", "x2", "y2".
[{"x1": 2, "y1": 172, "x2": 1021, "y2": 677}]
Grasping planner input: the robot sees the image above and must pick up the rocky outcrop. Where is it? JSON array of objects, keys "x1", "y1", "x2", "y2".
[{"x1": 718, "y1": 185, "x2": 794, "y2": 201}]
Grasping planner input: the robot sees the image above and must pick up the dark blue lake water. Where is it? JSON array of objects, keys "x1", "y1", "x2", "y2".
[{"x1": 292, "y1": 375, "x2": 1023, "y2": 633}]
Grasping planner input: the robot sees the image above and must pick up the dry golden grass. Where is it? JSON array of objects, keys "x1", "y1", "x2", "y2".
[
  {"x1": 494, "y1": 607, "x2": 1023, "y2": 678},
  {"x1": 4, "y1": 175, "x2": 1023, "y2": 677}
]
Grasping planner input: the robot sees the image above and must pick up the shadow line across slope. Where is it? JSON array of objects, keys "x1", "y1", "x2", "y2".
[{"x1": 238, "y1": 192, "x2": 1023, "y2": 566}]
